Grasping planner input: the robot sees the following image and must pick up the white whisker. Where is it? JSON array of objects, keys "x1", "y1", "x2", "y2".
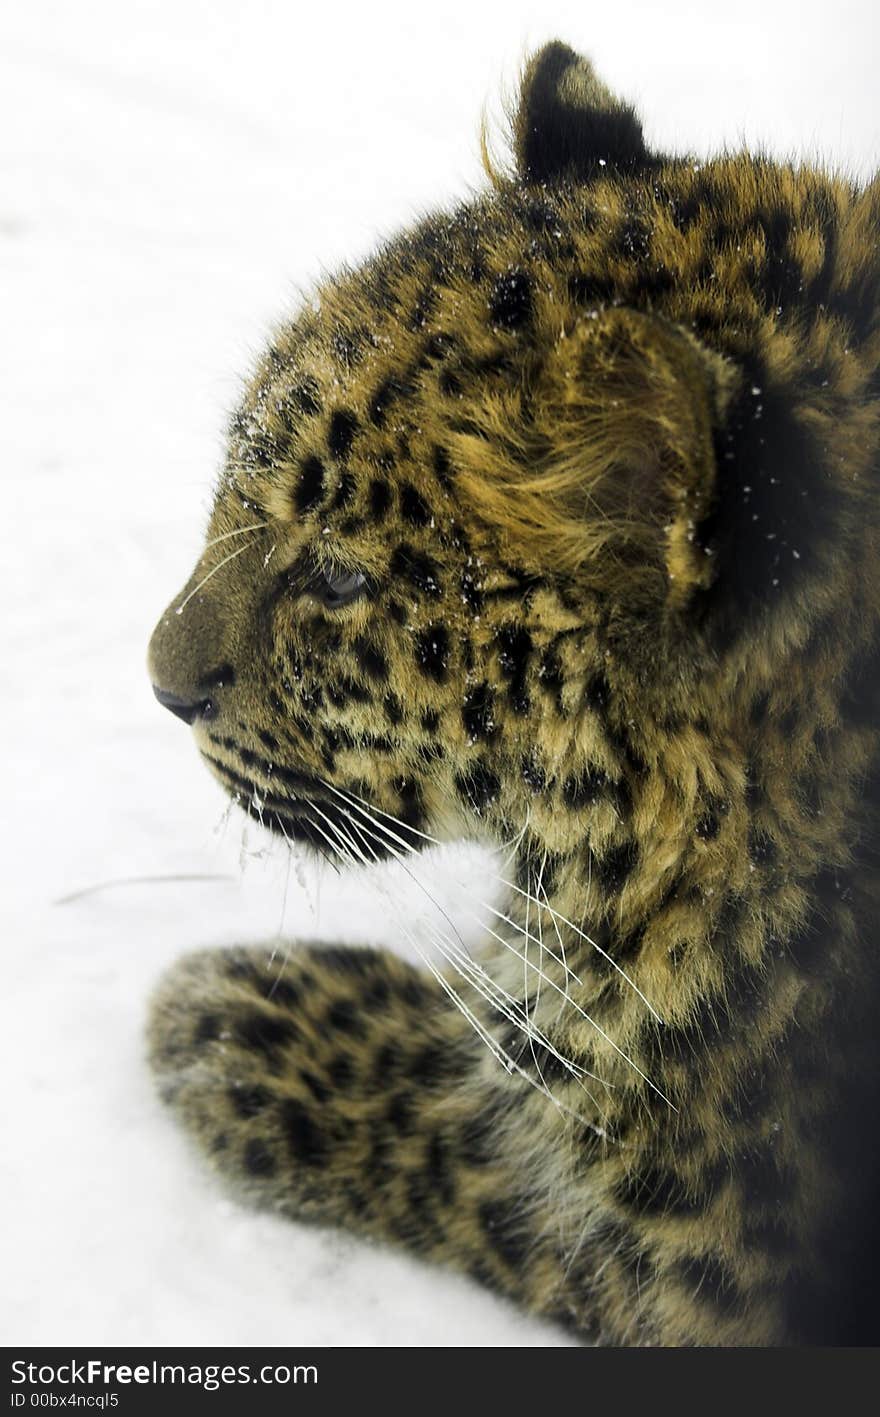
[
  {"x1": 256, "y1": 781, "x2": 668, "y2": 1105},
  {"x1": 328, "y1": 781, "x2": 659, "y2": 1023},
  {"x1": 496, "y1": 875, "x2": 664, "y2": 1024},
  {"x1": 329, "y1": 796, "x2": 618, "y2": 1101},
  {"x1": 333, "y1": 799, "x2": 611, "y2": 1111},
  {"x1": 325, "y1": 787, "x2": 668, "y2": 1102},
  {"x1": 175, "y1": 540, "x2": 256, "y2": 615},
  {"x1": 327, "y1": 781, "x2": 442, "y2": 845},
  {"x1": 201, "y1": 520, "x2": 269, "y2": 553}
]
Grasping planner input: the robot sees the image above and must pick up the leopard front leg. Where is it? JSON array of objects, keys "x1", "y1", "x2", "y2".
[
  {"x1": 147, "y1": 943, "x2": 586, "y2": 1329},
  {"x1": 149, "y1": 944, "x2": 804, "y2": 1345}
]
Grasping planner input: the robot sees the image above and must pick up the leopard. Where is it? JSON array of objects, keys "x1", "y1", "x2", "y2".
[{"x1": 146, "y1": 41, "x2": 880, "y2": 1345}]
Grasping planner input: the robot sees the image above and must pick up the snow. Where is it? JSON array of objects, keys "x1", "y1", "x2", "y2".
[{"x1": 1, "y1": 0, "x2": 875, "y2": 1348}]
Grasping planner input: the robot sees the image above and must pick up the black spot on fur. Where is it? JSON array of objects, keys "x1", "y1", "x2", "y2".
[
  {"x1": 243, "y1": 1139, "x2": 277, "y2": 1177},
  {"x1": 455, "y1": 760, "x2": 500, "y2": 815},
  {"x1": 496, "y1": 624, "x2": 532, "y2": 713},
  {"x1": 280, "y1": 1099, "x2": 326, "y2": 1167},
  {"x1": 748, "y1": 827, "x2": 777, "y2": 868},
  {"x1": 236, "y1": 1010, "x2": 297, "y2": 1060},
  {"x1": 372, "y1": 1041, "x2": 405, "y2": 1085},
  {"x1": 788, "y1": 865, "x2": 850, "y2": 976},
  {"x1": 480, "y1": 1200, "x2": 529, "y2": 1271},
  {"x1": 439, "y1": 367, "x2": 462, "y2": 397},
  {"x1": 405, "y1": 1174, "x2": 439, "y2": 1226},
  {"x1": 613, "y1": 213, "x2": 652, "y2": 263},
  {"x1": 408, "y1": 284, "x2": 438, "y2": 331},
  {"x1": 387, "y1": 1093, "x2": 415, "y2": 1135},
  {"x1": 522, "y1": 195, "x2": 563, "y2": 231},
  {"x1": 300, "y1": 1070, "x2": 330, "y2": 1105},
  {"x1": 427, "y1": 1133, "x2": 456, "y2": 1206},
  {"x1": 754, "y1": 206, "x2": 801, "y2": 312},
  {"x1": 568, "y1": 272, "x2": 617, "y2": 306},
  {"x1": 328, "y1": 1054, "x2": 355, "y2": 1089},
  {"x1": 295, "y1": 455, "x2": 326, "y2": 513},
  {"x1": 630, "y1": 266, "x2": 676, "y2": 303},
  {"x1": 604, "y1": 718, "x2": 648, "y2": 780},
  {"x1": 425, "y1": 332, "x2": 456, "y2": 361},
  {"x1": 433, "y1": 445, "x2": 454, "y2": 488},
  {"x1": 364, "y1": 975, "x2": 391, "y2": 1009},
  {"x1": 459, "y1": 1109, "x2": 497, "y2": 1167},
  {"x1": 401, "y1": 977, "x2": 429, "y2": 1008},
  {"x1": 563, "y1": 768, "x2": 609, "y2": 810},
  {"x1": 332, "y1": 471, "x2": 356, "y2": 510},
  {"x1": 616, "y1": 1162, "x2": 724, "y2": 1217},
  {"x1": 499, "y1": 1029, "x2": 576, "y2": 1087},
  {"x1": 328, "y1": 409, "x2": 358, "y2": 460},
  {"x1": 489, "y1": 268, "x2": 533, "y2": 330},
  {"x1": 225, "y1": 955, "x2": 264, "y2": 983},
  {"x1": 660, "y1": 958, "x2": 766, "y2": 1061},
  {"x1": 462, "y1": 682, "x2": 496, "y2": 742},
  {"x1": 327, "y1": 999, "x2": 366, "y2": 1037},
  {"x1": 458, "y1": 568, "x2": 482, "y2": 616},
  {"x1": 369, "y1": 375, "x2": 413, "y2": 426},
  {"x1": 400, "y1": 483, "x2": 432, "y2": 526},
  {"x1": 331, "y1": 327, "x2": 362, "y2": 368},
  {"x1": 415, "y1": 625, "x2": 449, "y2": 682},
  {"x1": 394, "y1": 775, "x2": 425, "y2": 831},
  {"x1": 515, "y1": 842, "x2": 562, "y2": 899},
  {"x1": 676, "y1": 1255, "x2": 746, "y2": 1317},
  {"x1": 329, "y1": 674, "x2": 371, "y2": 708},
  {"x1": 253, "y1": 431, "x2": 291, "y2": 470},
  {"x1": 390, "y1": 544, "x2": 442, "y2": 596},
  {"x1": 596, "y1": 839, "x2": 638, "y2": 893},
  {"x1": 365, "y1": 1136, "x2": 393, "y2": 1184},
  {"x1": 538, "y1": 648, "x2": 566, "y2": 714},
  {"x1": 353, "y1": 637, "x2": 388, "y2": 683},
  {"x1": 229, "y1": 1083, "x2": 271, "y2": 1119},
  {"x1": 407, "y1": 1044, "x2": 446, "y2": 1087},
  {"x1": 195, "y1": 1013, "x2": 220, "y2": 1044},
  {"x1": 384, "y1": 693, "x2": 403, "y2": 726},
  {"x1": 289, "y1": 379, "x2": 322, "y2": 418},
  {"x1": 369, "y1": 478, "x2": 391, "y2": 519},
  {"x1": 521, "y1": 752, "x2": 546, "y2": 794},
  {"x1": 586, "y1": 673, "x2": 611, "y2": 712}
]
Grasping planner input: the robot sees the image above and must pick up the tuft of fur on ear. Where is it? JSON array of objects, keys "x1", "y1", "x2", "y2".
[
  {"x1": 513, "y1": 41, "x2": 652, "y2": 183},
  {"x1": 453, "y1": 309, "x2": 737, "y2": 615}
]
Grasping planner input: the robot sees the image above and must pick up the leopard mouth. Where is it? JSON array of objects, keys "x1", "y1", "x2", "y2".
[{"x1": 201, "y1": 752, "x2": 420, "y2": 863}]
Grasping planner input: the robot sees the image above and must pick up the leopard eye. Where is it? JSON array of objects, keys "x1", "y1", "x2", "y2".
[{"x1": 313, "y1": 565, "x2": 369, "y2": 608}]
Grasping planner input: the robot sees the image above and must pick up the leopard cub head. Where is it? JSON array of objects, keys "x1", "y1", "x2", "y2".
[{"x1": 148, "y1": 41, "x2": 877, "y2": 885}]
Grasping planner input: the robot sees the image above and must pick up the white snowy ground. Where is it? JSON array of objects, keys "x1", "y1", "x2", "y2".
[{"x1": 1, "y1": 0, "x2": 876, "y2": 1349}]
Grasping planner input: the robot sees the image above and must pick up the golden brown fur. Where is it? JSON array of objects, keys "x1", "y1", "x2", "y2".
[{"x1": 147, "y1": 42, "x2": 880, "y2": 1345}]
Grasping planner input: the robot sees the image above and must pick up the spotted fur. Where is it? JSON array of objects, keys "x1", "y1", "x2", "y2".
[{"x1": 147, "y1": 42, "x2": 880, "y2": 1345}]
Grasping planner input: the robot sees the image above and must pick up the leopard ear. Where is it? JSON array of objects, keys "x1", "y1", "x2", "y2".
[
  {"x1": 453, "y1": 307, "x2": 738, "y2": 616},
  {"x1": 513, "y1": 42, "x2": 651, "y2": 183},
  {"x1": 532, "y1": 308, "x2": 739, "y2": 612}
]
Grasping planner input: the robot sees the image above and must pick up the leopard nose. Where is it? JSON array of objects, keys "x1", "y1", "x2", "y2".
[{"x1": 152, "y1": 686, "x2": 218, "y2": 725}]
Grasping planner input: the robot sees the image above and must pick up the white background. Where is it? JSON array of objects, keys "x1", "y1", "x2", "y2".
[{"x1": 1, "y1": 0, "x2": 876, "y2": 1348}]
